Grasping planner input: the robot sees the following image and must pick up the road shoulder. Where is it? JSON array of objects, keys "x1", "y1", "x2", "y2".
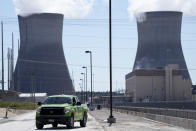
[
  {"x1": 89, "y1": 108, "x2": 192, "y2": 131},
  {"x1": 0, "y1": 108, "x2": 34, "y2": 124}
]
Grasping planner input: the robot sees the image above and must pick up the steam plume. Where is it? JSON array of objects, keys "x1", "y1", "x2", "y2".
[
  {"x1": 128, "y1": 0, "x2": 196, "y2": 20},
  {"x1": 13, "y1": 0, "x2": 94, "y2": 18}
]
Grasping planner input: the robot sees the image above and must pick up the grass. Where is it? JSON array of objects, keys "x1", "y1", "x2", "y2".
[{"x1": 0, "y1": 101, "x2": 38, "y2": 110}]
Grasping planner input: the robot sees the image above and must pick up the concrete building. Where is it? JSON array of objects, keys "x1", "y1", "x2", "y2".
[
  {"x1": 14, "y1": 13, "x2": 75, "y2": 95},
  {"x1": 126, "y1": 11, "x2": 192, "y2": 102},
  {"x1": 126, "y1": 65, "x2": 192, "y2": 102},
  {"x1": 19, "y1": 93, "x2": 47, "y2": 102}
]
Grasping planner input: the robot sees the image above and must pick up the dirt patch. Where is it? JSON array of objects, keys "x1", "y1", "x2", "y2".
[{"x1": 0, "y1": 108, "x2": 33, "y2": 119}]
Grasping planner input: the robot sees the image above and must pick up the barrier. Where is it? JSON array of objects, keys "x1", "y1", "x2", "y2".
[{"x1": 113, "y1": 107, "x2": 196, "y2": 130}]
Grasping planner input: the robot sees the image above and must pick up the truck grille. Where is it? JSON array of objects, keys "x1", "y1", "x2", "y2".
[{"x1": 40, "y1": 107, "x2": 65, "y2": 115}]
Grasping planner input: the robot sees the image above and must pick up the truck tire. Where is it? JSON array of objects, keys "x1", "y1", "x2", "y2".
[
  {"x1": 80, "y1": 112, "x2": 87, "y2": 127},
  {"x1": 36, "y1": 122, "x2": 44, "y2": 129},
  {"x1": 67, "y1": 115, "x2": 74, "y2": 129},
  {"x1": 52, "y1": 123, "x2": 58, "y2": 128}
]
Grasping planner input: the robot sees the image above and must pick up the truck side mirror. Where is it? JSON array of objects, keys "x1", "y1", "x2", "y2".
[{"x1": 37, "y1": 102, "x2": 42, "y2": 106}]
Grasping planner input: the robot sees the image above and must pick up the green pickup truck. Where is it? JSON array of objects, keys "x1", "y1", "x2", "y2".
[{"x1": 36, "y1": 95, "x2": 88, "y2": 129}]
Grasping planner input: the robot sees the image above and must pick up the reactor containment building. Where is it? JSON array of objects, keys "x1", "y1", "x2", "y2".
[
  {"x1": 126, "y1": 11, "x2": 192, "y2": 102},
  {"x1": 14, "y1": 13, "x2": 75, "y2": 95}
]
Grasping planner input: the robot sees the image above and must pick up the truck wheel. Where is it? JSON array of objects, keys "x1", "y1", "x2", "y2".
[
  {"x1": 67, "y1": 115, "x2": 74, "y2": 129},
  {"x1": 52, "y1": 123, "x2": 58, "y2": 128},
  {"x1": 36, "y1": 122, "x2": 44, "y2": 129},
  {"x1": 80, "y1": 112, "x2": 87, "y2": 127}
]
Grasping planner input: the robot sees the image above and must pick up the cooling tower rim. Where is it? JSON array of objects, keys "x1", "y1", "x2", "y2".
[
  {"x1": 136, "y1": 11, "x2": 183, "y2": 22},
  {"x1": 139, "y1": 11, "x2": 183, "y2": 15},
  {"x1": 18, "y1": 13, "x2": 64, "y2": 18}
]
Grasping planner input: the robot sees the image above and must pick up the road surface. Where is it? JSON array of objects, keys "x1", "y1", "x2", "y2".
[
  {"x1": 90, "y1": 109, "x2": 193, "y2": 131},
  {"x1": 0, "y1": 111, "x2": 104, "y2": 131},
  {"x1": 0, "y1": 110, "x2": 193, "y2": 131}
]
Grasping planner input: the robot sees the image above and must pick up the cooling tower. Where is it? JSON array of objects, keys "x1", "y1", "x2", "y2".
[
  {"x1": 14, "y1": 13, "x2": 75, "y2": 95},
  {"x1": 133, "y1": 11, "x2": 190, "y2": 79}
]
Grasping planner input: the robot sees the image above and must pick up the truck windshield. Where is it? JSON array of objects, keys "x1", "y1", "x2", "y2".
[{"x1": 43, "y1": 97, "x2": 71, "y2": 104}]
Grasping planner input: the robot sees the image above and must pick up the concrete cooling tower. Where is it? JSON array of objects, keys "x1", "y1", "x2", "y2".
[
  {"x1": 133, "y1": 11, "x2": 190, "y2": 79},
  {"x1": 126, "y1": 11, "x2": 192, "y2": 102},
  {"x1": 14, "y1": 13, "x2": 75, "y2": 95}
]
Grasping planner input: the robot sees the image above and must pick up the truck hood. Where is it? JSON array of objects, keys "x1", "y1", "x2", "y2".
[{"x1": 41, "y1": 104, "x2": 71, "y2": 108}]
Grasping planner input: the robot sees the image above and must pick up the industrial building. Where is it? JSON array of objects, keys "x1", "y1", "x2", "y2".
[
  {"x1": 126, "y1": 11, "x2": 192, "y2": 102},
  {"x1": 13, "y1": 13, "x2": 74, "y2": 95},
  {"x1": 0, "y1": 90, "x2": 20, "y2": 101}
]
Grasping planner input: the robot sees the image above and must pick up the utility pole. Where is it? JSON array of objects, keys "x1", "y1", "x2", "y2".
[
  {"x1": 85, "y1": 51, "x2": 93, "y2": 109},
  {"x1": 107, "y1": 0, "x2": 116, "y2": 123},
  {"x1": 90, "y1": 53, "x2": 92, "y2": 107},
  {"x1": 93, "y1": 74, "x2": 95, "y2": 93},
  {"x1": 7, "y1": 48, "x2": 11, "y2": 90},
  {"x1": 11, "y1": 32, "x2": 14, "y2": 90},
  {"x1": 17, "y1": 39, "x2": 20, "y2": 93},
  {"x1": 1, "y1": 22, "x2": 4, "y2": 92}
]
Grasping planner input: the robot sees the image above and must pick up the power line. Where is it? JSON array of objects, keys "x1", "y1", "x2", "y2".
[{"x1": 17, "y1": 58, "x2": 196, "y2": 71}]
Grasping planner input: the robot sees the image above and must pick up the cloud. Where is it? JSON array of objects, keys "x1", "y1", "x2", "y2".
[
  {"x1": 128, "y1": 0, "x2": 196, "y2": 19},
  {"x1": 13, "y1": 0, "x2": 95, "y2": 18}
]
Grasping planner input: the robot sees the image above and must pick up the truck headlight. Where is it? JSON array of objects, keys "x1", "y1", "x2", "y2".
[{"x1": 64, "y1": 108, "x2": 70, "y2": 113}]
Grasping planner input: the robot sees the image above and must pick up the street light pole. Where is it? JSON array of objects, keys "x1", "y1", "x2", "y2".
[
  {"x1": 85, "y1": 51, "x2": 93, "y2": 110},
  {"x1": 1, "y1": 22, "x2": 4, "y2": 92},
  {"x1": 7, "y1": 48, "x2": 11, "y2": 90},
  {"x1": 81, "y1": 73, "x2": 85, "y2": 103},
  {"x1": 93, "y1": 74, "x2": 95, "y2": 93},
  {"x1": 107, "y1": 0, "x2": 116, "y2": 123},
  {"x1": 11, "y1": 32, "x2": 14, "y2": 90},
  {"x1": 82, "y1": 66, "x2": 88, "y2": 102}
]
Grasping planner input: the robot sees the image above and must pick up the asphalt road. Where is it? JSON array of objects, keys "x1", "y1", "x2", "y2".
[
  {"x1": 0, "y1": 111, "x2": 104, "y2": 131},
  {"x1": 0, "y1": 110, "x2": 193, "y2": 131},
  {"x1": 90, "y1": 109, "x2": 193, "y2": 131}
]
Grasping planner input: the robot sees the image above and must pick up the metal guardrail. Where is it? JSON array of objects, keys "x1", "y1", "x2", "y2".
[
  {"x1": 114, "y1": 106, "x2": 196, "y2": 120},
  {"x1": 114, "y1": 101, "x2": 196, "y2": 110}
]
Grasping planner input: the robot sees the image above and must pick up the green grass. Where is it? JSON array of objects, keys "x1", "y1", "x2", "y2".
[{"x1": 0, "y1": 101, "x2": 38, "y2": 110}]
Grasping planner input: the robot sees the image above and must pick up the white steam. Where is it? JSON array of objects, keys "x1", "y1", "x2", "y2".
[
  {"x1": 128, "y1": 0, "x2": 196, "y2": 20},
  {"x1": 13, "y1": 0, "x2": 94, "y2": 18}
]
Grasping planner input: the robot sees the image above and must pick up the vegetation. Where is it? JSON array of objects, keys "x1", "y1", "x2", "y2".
[{"x1": 0, "y1": 101, "x2": 38, "y2": 110}]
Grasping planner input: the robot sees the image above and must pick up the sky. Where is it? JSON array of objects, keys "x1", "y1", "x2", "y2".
[{"x1": 0, "y1": 0, "x2": 196, "y2": 92}]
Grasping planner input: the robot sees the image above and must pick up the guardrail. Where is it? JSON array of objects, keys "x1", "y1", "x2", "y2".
[
  {"x1": 114, "y1": 101, "x2": 196, "y2": 110},
  {"x1": 114, "y1": 106, "x2": 196, "y2": 120}
]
